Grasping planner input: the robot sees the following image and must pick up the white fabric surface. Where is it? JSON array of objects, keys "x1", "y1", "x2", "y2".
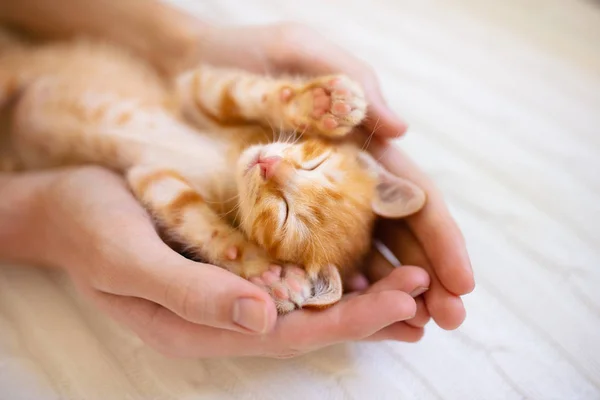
[{"x1": 1, "y1": 0, "x2": 599, "y2": 399}]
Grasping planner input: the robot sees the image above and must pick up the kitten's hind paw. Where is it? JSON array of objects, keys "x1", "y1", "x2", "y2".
[
  {"x1": 283, "y1": 75, "x2": 367, "y2": 137},
  {"x1": 250, "y1": 264, "x2": 311, "y2": 314},
  {"x1": 249, "y1": 264, "x2": 343, "y2": 314}
]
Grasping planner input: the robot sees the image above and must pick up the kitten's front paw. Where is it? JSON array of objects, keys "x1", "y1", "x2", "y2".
[
  {"x1": 282, "y1": 75, "x2": 367, "y2": 137},
  {"x1": 249, "y1": 264, "x2": 312, "y2": 314}
]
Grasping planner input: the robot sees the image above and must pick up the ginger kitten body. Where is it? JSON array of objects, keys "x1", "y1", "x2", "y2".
[{"x1": 0, "y1": 30, "x2": 425, "y2": 312}]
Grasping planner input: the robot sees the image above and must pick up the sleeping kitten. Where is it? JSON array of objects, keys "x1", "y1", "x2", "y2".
[{"x1": 0, "y1": 29, "x2": 425, "y2": 313}]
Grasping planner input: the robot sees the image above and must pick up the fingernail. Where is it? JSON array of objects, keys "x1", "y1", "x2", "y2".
[
  {"x1": 233, "y1": 298, "x2": 269, "y2": 333},
  {"x1": 410, "y1": 287, "x2": 429, "y2": 297}
]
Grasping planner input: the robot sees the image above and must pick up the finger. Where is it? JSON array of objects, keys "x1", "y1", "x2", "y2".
[
  {"x1": 363, "y1": 242, "x2": 396, "y2": 283},
  {"x1": 368, "y1": 140, "x2": 475, "y2": 295},
  {"x1": 90, "y1": 289, "x2": 283, "y2": 358},
  {"x1": 405, "y1": 296, "x2": 430, "y2": 328},
  {"x1": 377, "y1": 220, "x2": 466, "y2": 330},
  {"x1": 363, "y1": 322, "x2": 425, "y2": 343},
  {"x1": 127, "y1": 248, "x2": 278, "y2": 335},
  {"x1": 279, "y1": 27, "x2": 407, "y2": 137},
  {"x1": 343, "y1": 272, "x2": 370, "y2": 292},
  {"x1": 364, "y1": 262, "x2": 431, "y2": 328},
  {"x1": 366, "y1": 264, "x2": 430, "y2": 296},
  {"x1": 277, "y1": 290, "x2": 417, "y2": 350},
  {"x1": 348, "y1": 243, "x2": 429, "y2": 290},
  {"x1": 90, "y1": 288, "x2": 418, "y2": 358}
]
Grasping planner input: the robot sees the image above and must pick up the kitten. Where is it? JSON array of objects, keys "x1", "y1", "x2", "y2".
[{"x1": 0, "y1": 29, "x2": 425, "y2": 313}]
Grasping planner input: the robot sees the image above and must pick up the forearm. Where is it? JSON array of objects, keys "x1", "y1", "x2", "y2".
[
  {"x1": 0, "y1": 0, "x2": 208, "y2": 75},
  {"x1": 0, "y1": 171, "x2": 56, "y2": 265}
]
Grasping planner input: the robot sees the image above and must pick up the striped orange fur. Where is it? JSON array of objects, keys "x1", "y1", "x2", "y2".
[{"x1": 0, "y1": 28, "x2": 425, "y2": 313}]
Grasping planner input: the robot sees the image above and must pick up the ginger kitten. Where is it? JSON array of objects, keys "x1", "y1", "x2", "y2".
[{"x1": 0, "y1": 29, "x2": 425, "y2": 313}]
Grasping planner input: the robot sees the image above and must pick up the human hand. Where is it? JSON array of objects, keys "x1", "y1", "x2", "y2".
[
  {"x1": 32, "y1": 166, "x2": 428, "y2": 357},
  {"x1": 199, "y1": 23, "x2": 475, "y2": 330}
]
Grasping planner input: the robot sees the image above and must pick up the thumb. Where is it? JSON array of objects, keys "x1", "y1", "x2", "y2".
[
  {"x1": 109, "y1": 234, "x2": 278, "y2": 335},
  {"x1": 51, "y1": 167, "x2": 278, "y2": 334}
]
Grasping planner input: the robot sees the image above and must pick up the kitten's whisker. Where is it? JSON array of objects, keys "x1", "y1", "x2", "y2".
[
  {"x1": 313, "y1": 233, "x2": 332, "y2": 273},
  {"x1": 264, "y1": 116, "x2": 277, "y2": 143},
  {"x1": 289, "y1": 120, "x2": 307, "y2": 146},
  {"x1": 362, "y1": 116, "x2": 380, "y2": 151},
  {"x1": 279, "y1": 126, "x2": 287, "y2": 143},
  {"x1": 277, "y1": 113, "x2": 284, "y2": 143},
  {"x1": 220, "y1": 202, "x2": 241, "y2": 219},
  {"x1": 287, "y1": 126, "x2": 299, "y2": 144},
  {"x1": 362, "y1": 129, "x2": 376, "y2": 152},
  {"x1": 205, "y1": 193, "x2": 240, "y2": 204},
  {"x1": 204, "y1": 193, "x2": 239, "y2": 205},
  {"x1": 373, "y1": 136, "x2": 400, "y2": 163}
]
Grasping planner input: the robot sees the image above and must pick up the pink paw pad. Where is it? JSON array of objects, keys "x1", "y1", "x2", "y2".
[
  {"x1": 249, "y1": 264, "x2": 312, "y2": 313},
  {"x1": 303, "y1": 75, "x2": 367, "y2": 135},
  {"x1": 332, "y1": 102, "x2": 351, "y2": 116},
  {"x1": 323, "y1": 116, "x2": 339, "y2": 130},
  {"x1": 280, "y1": 88, "x2": 293, "y2": 102},
  {"x1": 311, "y1": 88, "x2": 330, "y2": 118},
  {"x1": 225, "y1": 246, "x2": 238, "y2": 260}
]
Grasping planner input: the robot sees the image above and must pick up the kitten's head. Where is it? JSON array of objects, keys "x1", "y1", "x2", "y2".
[{"x1": 236, "y1": 137, "x2": 425, "y2": 274}]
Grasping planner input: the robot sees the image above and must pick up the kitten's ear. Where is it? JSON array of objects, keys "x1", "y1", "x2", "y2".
[
  {"x1": 302, "y1": 265, "x2": 343, "y2": 309},
  {"x1": 357, "y1": 152, "x2": 427, "y2": 218}
]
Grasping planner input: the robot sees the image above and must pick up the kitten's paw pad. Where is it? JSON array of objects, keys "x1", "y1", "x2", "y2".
[
  {"x1": 250, "y1": 264, "x2": 312, "y2": 314},
  {"x1": 288, "y1": 76, "x2": 367, "y2": 137},
  {"x1": 225, "y1": 245, "x2": 239, "y2": 260}
]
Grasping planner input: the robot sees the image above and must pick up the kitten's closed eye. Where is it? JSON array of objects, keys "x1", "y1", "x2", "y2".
[{"x1": 279, "y1": 198, "x2": 290, "y2": 227}]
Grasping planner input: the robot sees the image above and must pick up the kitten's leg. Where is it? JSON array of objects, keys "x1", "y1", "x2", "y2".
[
  {"x1": 127, "y1": 165, "x2": 319, "y2": 313},
  {"x1": 177, "y1": 66, "x2": 367, "y2": 137}
]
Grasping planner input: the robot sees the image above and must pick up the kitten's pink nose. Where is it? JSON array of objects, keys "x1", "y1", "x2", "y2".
[{"x1": 258, "y1": 156, "x2": 282, "y2": 180}]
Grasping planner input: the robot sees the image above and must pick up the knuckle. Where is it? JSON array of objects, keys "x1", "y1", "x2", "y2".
[{"x1": 164, "y1": 274, "x2": 212, "y2": 324}]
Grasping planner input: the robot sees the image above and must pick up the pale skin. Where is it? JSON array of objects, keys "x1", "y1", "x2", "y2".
[{"x1": 0, "y1": 0, "x2": 474, "y2": 357}]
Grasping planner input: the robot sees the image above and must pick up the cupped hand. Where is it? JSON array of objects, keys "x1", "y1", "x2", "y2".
[
  {"x1": 200, "y1": 23, "x2": 475, "y2": 330},
  {"x1": 37, "y1": 167, "x2": 429, "y2": 357}
]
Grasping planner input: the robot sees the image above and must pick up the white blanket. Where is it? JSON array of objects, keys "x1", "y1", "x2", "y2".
[{"x1": 1, "y1": 0, "x2": 599, "y2": 399}]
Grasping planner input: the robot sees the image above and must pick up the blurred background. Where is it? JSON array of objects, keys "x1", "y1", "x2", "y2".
[{"x1": 1, "y1": 0, "x2": 599, "y2": 399}]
